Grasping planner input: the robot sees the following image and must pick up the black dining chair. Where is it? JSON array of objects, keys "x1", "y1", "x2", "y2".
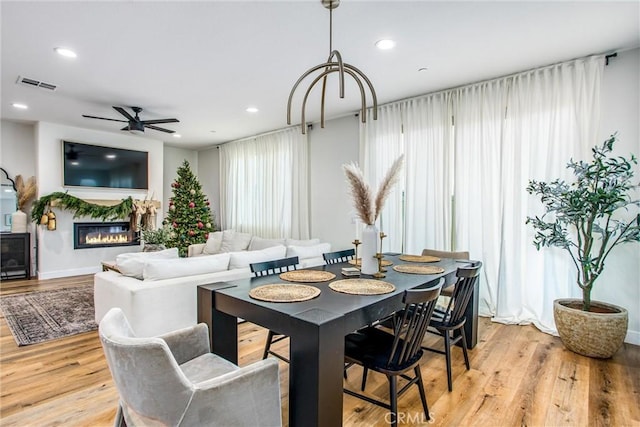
[
  {"x1": 323, "y1": 248, "x2": 356, "y2": 264},
  {"x1": 250, "y1": 256, "x2": 299, "y2": 363},
  {"x1": 422, "y1": 262, "x2": 482, "y2": 392},
  {"x1": 343, "y1": 279, "x2": 444, "y2": 427},
  {"x1": 421, "y1": 249, "x2": 470, "y2": 296}
]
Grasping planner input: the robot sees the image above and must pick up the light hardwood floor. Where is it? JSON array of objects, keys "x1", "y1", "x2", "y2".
[{"x1": 1, "y1": 275, "x2": 638, "y2": 426}]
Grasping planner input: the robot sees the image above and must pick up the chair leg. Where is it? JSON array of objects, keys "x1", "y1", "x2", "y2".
[
  {"x1": 361, "y1": 367, "x2": 369, "y2": 391},
  {"x1": 444, "y1": 331, "x2": 453, "y2": 392},
  {"x1": 414, "y1": 366, "x2": 430, "y2": 421},
  {"x1": 114, "y1": 404, "x2": 126, "y2": 427},
  {"x1": 388, "y1": 375, "x2": 398, "y2": 427},
  {"x1": 262, "y1": 330, "x2": 275, "y2": 360},
  {"x1": 460, "y1": 327, "x2": 471, "y2": 370}
]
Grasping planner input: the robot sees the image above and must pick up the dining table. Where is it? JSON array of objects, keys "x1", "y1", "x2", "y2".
[{"x1": 197, "y1": 254, "x2": 476, "y2": 427}]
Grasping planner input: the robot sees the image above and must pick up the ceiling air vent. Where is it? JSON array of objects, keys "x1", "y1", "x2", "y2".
[{"x1": 16, "y1": 76, "x2": 57, "y2": 91}]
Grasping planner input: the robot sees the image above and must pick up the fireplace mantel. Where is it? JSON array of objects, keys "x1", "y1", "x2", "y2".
[{"x1": 50, "y1": 199, "x2": 161, "y2": 208}]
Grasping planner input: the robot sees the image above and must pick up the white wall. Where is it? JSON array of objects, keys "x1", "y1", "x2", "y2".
[
  {"x1": 308, "y1": 116, "x2": 360, "y2": 251},
  {"x1": 595, "y1": 47, "x2": 640, "y2": 345},
  {"x1": 36, "y1": 122, "x2": 164, "y2": 279},
  {"x1": 163, "y1": 145, "x2": 198, "y2": 223},
  {"x1": 196, "y1": 146, "x2": 221, "y2": 229}
]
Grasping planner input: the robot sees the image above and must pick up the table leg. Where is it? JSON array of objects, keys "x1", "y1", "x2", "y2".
[
  {"x1": 197, "y1": 285, "x2": 238, "y2": 363},
  {"x1": 289, "y1": 314, "x2": 345, "y2": 427}
]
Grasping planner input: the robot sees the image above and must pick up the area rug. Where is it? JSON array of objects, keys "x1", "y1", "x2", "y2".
[{"x1": 0, "y1": 284, "x2": 97, "y2": 346}]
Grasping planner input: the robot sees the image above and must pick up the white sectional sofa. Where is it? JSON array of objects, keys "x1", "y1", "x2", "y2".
[{"x1": 94, "y1": 230, "x2": 330, "y2": 337}]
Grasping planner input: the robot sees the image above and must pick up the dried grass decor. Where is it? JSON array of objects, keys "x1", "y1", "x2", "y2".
[
  {"x1": 343, "y1": 155, "x2": 404, "y2": 225},
  {"x1": 15, "y1": 175, "x2": 37, "y2": 211}
]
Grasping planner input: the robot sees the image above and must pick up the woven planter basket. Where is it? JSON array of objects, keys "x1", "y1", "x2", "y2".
[{"x1": 553, "y1": 299, "x2": 628, "y2": 359}]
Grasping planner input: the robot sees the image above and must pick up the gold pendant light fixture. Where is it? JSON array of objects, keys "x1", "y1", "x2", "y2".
[{"x1": 287, "y1": 0, "x2": 378, "y2": 134}]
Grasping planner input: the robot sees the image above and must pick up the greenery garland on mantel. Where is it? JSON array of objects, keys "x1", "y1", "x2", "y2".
[{"x1": 31, "y1": 192, "x2": 134, "y2": 223}]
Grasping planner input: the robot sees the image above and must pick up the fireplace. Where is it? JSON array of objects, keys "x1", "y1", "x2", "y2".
[{"x1": 73, "y1": 222, "x2": 138, "y2": 249}]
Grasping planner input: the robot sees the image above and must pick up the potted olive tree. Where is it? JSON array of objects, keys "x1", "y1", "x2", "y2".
[{"x1": 526, "y1": 133, "x2": 639, "y2": 358}]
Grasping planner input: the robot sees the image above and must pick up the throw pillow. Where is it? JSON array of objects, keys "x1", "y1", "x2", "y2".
[
  {"x1": 143, "y1": 253, "x2": 231, "y2": 281},
  {"x1": 219, "y1": 230, "x2": 253, "y2": 253},
  {"x1": 203, "y1": 231, "x2": 224, "y2": 255},
  {"x1": 116, "y1": 248, "x2": 179, "y2": 279},
  {"x1": 228, "y1": 245, "x2": 287, "y2": 270},
  {"x1": 248, "y1": 236, "x2": 286, "y2": 251},
  {"x1": 285, "y1": 238, "x2": 320, "y2": 247},
  {"x1": 286, "y1": 243, "x2": 331, "y2": 260}
]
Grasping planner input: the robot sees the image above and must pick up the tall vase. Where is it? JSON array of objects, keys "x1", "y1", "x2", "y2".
[
  {"x1": 11, "y1": 209, "x2": 27, "y2": 233},
  {"x1": 360, "y1": 224, "x2": 379, "y2": 275}
]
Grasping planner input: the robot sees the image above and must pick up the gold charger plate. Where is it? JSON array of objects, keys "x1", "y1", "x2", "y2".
[
  {"x1": 329, "y1": 279, "x2": 395, "y2": 295},
  {"x1": 393, "y1": 264, "x2": 445, "y2": 275},
  {"x1": 349, "y1": 258, "x2": 393, "y2": 267},
  {"x1": 249, "y1": 284, "x2": 321, "y2": 303},
  {"x1": 279, "y1": 270, "x2": 336, "y2": 283},
  {"x1": 398, "y1": 254, "x2": 441, "y2": 263}
]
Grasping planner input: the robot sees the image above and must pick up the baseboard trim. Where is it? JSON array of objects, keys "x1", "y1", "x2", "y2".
[
  {"x1": 37, "y1": 266, "x2": 100, "y2": 280},
  {"x1": 625, "y1": 329, "x2": 639, "y2": 346}
]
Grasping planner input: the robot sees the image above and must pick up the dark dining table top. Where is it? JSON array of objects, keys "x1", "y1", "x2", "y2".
[{"x1": 209, "y1": 254, "x2": 463, "y2": 333}]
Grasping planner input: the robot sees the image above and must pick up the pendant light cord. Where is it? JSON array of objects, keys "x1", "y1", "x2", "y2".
[{"x1": 329, "y1": 2, "x2": 333, "y2": 54}]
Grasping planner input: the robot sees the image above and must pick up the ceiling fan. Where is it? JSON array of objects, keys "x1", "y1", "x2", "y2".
[{"x1": 82, "y1": 106, "x2": 179, "y2": 134}]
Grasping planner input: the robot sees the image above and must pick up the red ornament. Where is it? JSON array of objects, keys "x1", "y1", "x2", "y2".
[
  {"x1": 188, "y1": 230, "x2": 195, "y2": 236},
  {"x1": 189, "y1": 202, "x2": 195, "y2": 208},
  {"x1": 169, "y1": 200, "x2": 173, "y2": 206},
  {"x1": 197, "y1": 221, "x2": 204, "y2": 229},
  {"x1": 206, "y1": 201, "x2": 210, "y2": 206},
  {"x1": 204, "y1": 233, "x2": 209, "y2": 239}
]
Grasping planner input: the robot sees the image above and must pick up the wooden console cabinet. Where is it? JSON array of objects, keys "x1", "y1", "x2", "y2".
[{"x1": 1, "y1": 232, "x2": 31, "y2": 280}]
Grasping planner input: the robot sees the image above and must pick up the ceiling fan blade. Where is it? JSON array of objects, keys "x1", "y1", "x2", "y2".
[
  {"x1": 82, "y1": 115, "x2": 127, "y2": 123},
  {"x1": 140, "y1": 118, "x2": 179, "y2": 125},
  {"x1": 120, "y1": 125, "x2": 139, "y2": 131},
  {"x1": 145, "y1": 124, "x2": 175, "y2": 133},
  {"x1": 113, "y1": 106, "x2": 136, "y2": 121}
]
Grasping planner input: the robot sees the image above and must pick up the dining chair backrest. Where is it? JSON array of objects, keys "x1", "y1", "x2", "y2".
[
  {"x1": 250, "y1": 256, "x2": 299, "y2": 277},
  {"x1": 386, "y1": 279, "x2": 443, "y2": 369},
  {"x1": 323, "y1": 249, "x2": 356, "y2": 265},
  {"x1": 421, "y1": 248, "x2": 469, "y2": 260},
  {"x1": 440, "y1": 262, "x2": 482, "y2": 326}
]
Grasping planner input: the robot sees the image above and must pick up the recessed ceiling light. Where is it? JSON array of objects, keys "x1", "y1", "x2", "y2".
[
  {"x1": 12, "y1": 103, "x2": 28, "y2": 109},
  {"x1": 418, "y1": 67, "x2": 428, "y2": 72},
  {"x1": 54, "y1": 47, "x2": 77, "y2": 58},
  {"x1": 210, "y1": 130, "x2": 217, "y2": 133},
  {"x1": 246, "y1": 107, "x2": 259, "y2": 113},
  {"x1": 375, "y1": 39, "x2": 396, "y2": 50},
  {"x1": 105, "y1": 154, "x2": 116, "y2": 159},
  {"x1": 173, "y1": 134, "x2": 181, "y2": 138}
]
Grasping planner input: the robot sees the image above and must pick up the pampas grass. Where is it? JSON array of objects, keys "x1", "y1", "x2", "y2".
[
  {"x1": 343, "y1": 154, "x2": 404, "y2": 226},
  {"x1": 343, "y1": 162, "x2": 374, "y2": 225},
  {"x1": 15, "y1": 175, "x2": 37, "y2": 211}
]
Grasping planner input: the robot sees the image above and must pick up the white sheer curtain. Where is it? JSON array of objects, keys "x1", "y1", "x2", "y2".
[
  {"x1": 403, "y1": 93, "x2": 454, "y2": 254},
  {"x1": 219, "y1": 126, "x2": 310, "y2": 239},
  {"x1": 360, "y1": 103, "x2": 405, "y2": 252},
  {"x1": 491, "y1": 56, "x2": 604, "y2": 331},
  {"x1": 360, "y1": 55, "x2": 605, "y2": 334}
]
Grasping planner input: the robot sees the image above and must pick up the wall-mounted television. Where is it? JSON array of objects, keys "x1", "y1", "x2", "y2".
[{"x1": 63, "y1": 141, "x2": 149, "y2": 190}]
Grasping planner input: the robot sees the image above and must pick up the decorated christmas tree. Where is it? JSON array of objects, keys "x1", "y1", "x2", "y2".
[{"x1": 164, "y1": 160, "x2": 215, "y2": 256}]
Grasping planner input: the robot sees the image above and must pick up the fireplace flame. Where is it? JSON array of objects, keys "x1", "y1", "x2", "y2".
[{"x1": 85, "y1": 232, "x2": 131, "y2": 245}]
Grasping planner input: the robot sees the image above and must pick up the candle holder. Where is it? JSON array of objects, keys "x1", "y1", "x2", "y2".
[
  {"x1": 373, "y1": 253, "x2": 386, "y2": 278},
  {"x1": 352, "y1": 239, "x2": 361, "y2": 269},
  {"x1": 379, "y1": 232, "x2": 388, "y2": 272}
]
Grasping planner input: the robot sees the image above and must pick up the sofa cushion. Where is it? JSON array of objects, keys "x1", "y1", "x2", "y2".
[
  {"x1": 219, "y1": 230, "x2": 253, "y2": 253},
  {"x1": 228, "y1": 245, "x2": 287, "y2": 270},
  {"x1": 202, "y1": 231, "x2": 224, "y2": 255},
  {"x1": 285, "y1": 238, "x2": 320, "y2": 247},
  {"x1": 143, "y1": 253, "x2": 231, "y2": 281},
  {"x1": 116, "y1": 248, "x2": 180, "y2": 279},
  {"x1": 286, "y1": 243, "x2": 331, "y2": 260},
  {"x1": 248, "y1": 236, "x2": 286, "y2": 251}
]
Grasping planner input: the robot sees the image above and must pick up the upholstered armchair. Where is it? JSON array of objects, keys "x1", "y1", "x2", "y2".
[{"x1": 99, "y1": 307, "x2": 282, "y2": 427}]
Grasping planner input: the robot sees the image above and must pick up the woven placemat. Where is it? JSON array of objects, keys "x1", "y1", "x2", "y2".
[
  {"x1": 349, "y1": 258, "x2": 393, "y2": 267},
  {"x1": 249, "y1": 284, "x2": 321, "y2": 302},
  {"x1": 329, "y1": 279, "x2": 395, "y2": 295},
  {"x1": 398, "y1": 254, "x2": 441, "y2": 263},
  {"x1": 279, "y1": 270, "x2": 336, "y2": 283},
  {"x1": 393, "y1": 264, "x2": 445, "y2": 275}
]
